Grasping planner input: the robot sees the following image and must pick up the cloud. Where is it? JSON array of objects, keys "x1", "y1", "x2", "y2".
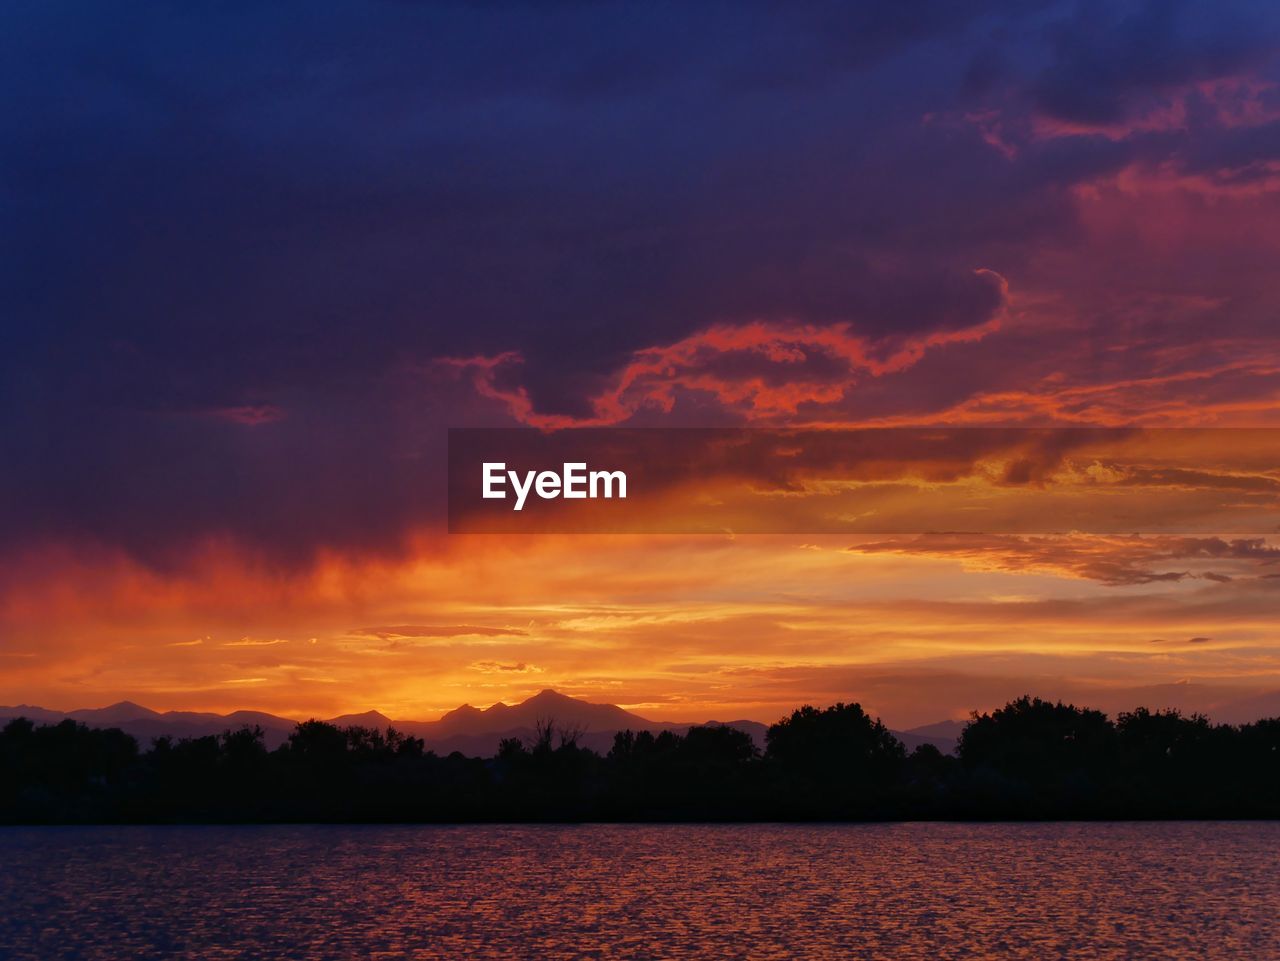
[
  {"x1": 848, "y1": 533, "x2": 1280, "y2": 586},
  {"x1": 470, "y1": 661, "x2": 544, "y2": 675},
  {"x1": 952, "y1": 1, "x2": 1280, "y2": 201},
  {"x1": 6, "y1": 1, "x2": 1280, "y2": 569},
  {"x1": 204, "y1": 405, "x2": 285, "y2": 427},
  {"x1": 1027, "y1": 1, "x2": 1276, "y2": 128},
  {"x1": 351, "y1": 625, "x2": 529, "y2": 640},
  {"x1": 442, "y1": 275, "x2": 1007, "y2": 427}
]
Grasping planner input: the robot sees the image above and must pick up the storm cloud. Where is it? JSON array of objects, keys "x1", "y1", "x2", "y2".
[{"x1": 4, "y1": 0, "x2": 1280, "y2": 566}]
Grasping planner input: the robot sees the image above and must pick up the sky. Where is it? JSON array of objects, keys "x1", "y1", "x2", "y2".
[{"x1": 4, "y1": 0, "x2": 1280, "y2": 727}]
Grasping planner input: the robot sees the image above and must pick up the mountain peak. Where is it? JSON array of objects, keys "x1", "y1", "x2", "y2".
[
  {"x1": 110, "y1": 700, "x2": 153, "y2": 712},
  {"x1": 328, "y1": 710, "x2": 392, "y2": 727},
  {"x1": 68, "y1": 700, "x2": 161, "y2": 723},
  {"x1": 434, "y1": 688, "x2": 646, "y2": 735},
  {"x1": 529, "y1": 688, "x2": 572, "y2": 702},
  {"x1": 438, "y1": 702, "x2": 482, "y2": 724}
]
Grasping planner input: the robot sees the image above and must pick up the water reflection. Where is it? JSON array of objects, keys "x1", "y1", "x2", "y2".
[{"x1": 2, "y1": 822, "x2": 1277, "y2": 960}]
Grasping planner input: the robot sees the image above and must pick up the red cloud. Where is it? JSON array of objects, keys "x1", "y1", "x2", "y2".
[
  {"x1": 206, "y1": 404, "x2": 285, "y2": 426},
  {"x1": 440, "y1": 271, "x2": 1006, "y2": 427}
]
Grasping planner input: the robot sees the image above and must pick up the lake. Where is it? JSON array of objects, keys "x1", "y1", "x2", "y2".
[{"x1": 2, "y1": 822, "x2": 1277, "y2": 959}]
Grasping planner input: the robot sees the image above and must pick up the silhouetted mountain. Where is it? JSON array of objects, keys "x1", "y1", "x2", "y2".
[
  {"x1": 906, "y1": 719, "x2": 967, "y2": 739},
  {"x1": 401, "y1": 692, "x2": 772, "y2": 756},
  {"x1": 0, "y1": 691, "x2": 770, "y2": 754},
  {"x1": 0, "y1": 704, "x2": 65, "y2": 724},
  {"x1": 328, "y1": 710, "x2": 393, "y2": 728},
  {"x1": 8, "y1": 686, "x2": 1277, "y2": 758},
  {"x1": 67, "y1": 701, "x2": 160, "y2": 724},
  {"x1": 900, "y1": 720, "x2": 966, "y2": 754},
  {"x1": 434, "y1": 689, "x2": 644, "y2": 735},
  {"x1": 0, "y1": 704, "x2": 299, "y2": 749}
]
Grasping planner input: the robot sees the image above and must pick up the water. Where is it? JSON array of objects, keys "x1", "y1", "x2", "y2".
[{"x1": 2, "y1": 822, "x2": 1277, "y2": 960}]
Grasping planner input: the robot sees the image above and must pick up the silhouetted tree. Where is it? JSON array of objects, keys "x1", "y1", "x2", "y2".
[
  {"x1": 958, "y1": 696, "x2": 1117, "y2": 815},
  {"x1": 961, "y1": 696, "x2": 1114, "y2": 779},
  {"x1": 0, "y1": 718, "x2": 138, "y2": 820},
  {"x1": 1235, "y1": 717, "x2": 1280, "y2": 801},
  {"x1": 285, "y1": 720, "x2": 349, "y2": 761},
  {"x1": 4, "y1": 698, "x2": 1280, "y2": 823},
  {"x1": 498, "y1": 737, "x2": 526, "y2": 761},
  {"x1": 766, "y1": 703, "x2": 905, "y2": 783}
]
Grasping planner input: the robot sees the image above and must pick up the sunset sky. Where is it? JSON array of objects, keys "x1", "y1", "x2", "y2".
[{"x1": 4, "y1": 1, "x2": 1280, "y2": 728}]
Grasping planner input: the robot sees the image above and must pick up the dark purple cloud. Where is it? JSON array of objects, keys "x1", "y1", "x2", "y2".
[
  {"x1": 1029, "y1": 0, "x2": 1274, "y2": 125},
  {"x1": 3, "y1": 0, "x2": 1279, "y2": 565}
]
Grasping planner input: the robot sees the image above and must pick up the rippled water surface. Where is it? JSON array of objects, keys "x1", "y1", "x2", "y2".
[{"x1": 3, "y1": 822, "x2": 1278, "y2": 960}]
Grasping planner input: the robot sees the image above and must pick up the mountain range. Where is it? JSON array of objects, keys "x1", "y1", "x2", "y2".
[
  {"x1": 0, "y1": 689, "x2": 962, "y2": 755},
  {"x1": 6, "y1": 684, "x2": 1280, "y2": 757}
]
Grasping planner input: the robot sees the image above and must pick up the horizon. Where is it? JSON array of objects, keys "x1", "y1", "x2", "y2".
[
  {"x1": 9, "y1": 681, "x2": 1280, "y2": 734},
  {"x1": 5, "y1": 1, "x2": 1280, "y2": 741}
]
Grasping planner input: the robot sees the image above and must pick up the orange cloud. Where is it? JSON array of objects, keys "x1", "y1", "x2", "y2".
[
  {"x1": 4, "y1": 526, "x2": 1280, "y2": 727},
  {"x1": 351, "y1": 625, "x2": 529, "y2": 640},
  {"x1": 848, "y1": 533, "x2": 1280, "y2": 586}
]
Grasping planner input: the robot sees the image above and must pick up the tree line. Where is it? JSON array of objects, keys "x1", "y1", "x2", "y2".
[{"x1": 2, "y1": 696, "x2": 1279, "y2": 822}]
